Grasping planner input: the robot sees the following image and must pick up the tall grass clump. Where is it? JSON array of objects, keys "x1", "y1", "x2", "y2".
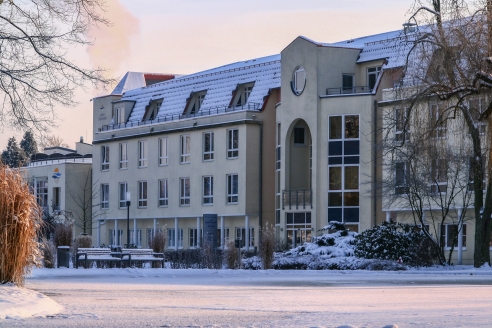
[
  {"x1": 259, "y1": 223, "x2": 276, "y2": 269},
  {"x1": 40, "y1": 238, "x2": 56, "y2": 269},
  {"x1": 224, "y1": 241, "x2": 239, "y2": 269},
  {"x1": 0, "y1": 165, "x2": 42, "y2": 285},
  {"x1": 54, "y1": 223, "x2": 73, "y2": 247},
  {"x1": 150, "y1": 229, "x2": 166, "y2": 253}
]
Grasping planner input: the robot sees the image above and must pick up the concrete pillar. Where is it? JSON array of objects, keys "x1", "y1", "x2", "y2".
[
  {"x1": 457, "y1": 208, "x2": 463, "y2": 265},
  {"x1": 245, "y1": 215, "x2": 250, "y2": 251},
  {"x1": 97, "y1": 220, "x2": 101, "y2": 247},
  {"x1": 386, "y1": 211, "x2": 391, "y2": 222},
  {"x1": 197, "y1": 217, "x2": 201, "y2": 248},
  {"x1": 175, "y1": 218, "x2": 179, "y2": 250},
  {"x1": 114, "y1": 219, "x2": 118, "y2": 245},
  {"x1": 133, "y1": 218, "x2": 137, "y2": 246},
  {"x1": 220, "y1": 216, "x2": 225, "y2": 249}
]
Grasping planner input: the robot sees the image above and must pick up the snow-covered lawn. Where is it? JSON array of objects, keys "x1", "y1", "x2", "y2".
[{"x1": 1, "y1": 266, "x2": 492, "y2": 327}]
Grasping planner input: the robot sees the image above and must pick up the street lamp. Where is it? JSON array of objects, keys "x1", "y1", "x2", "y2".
[{"x1": 126, "y1": 191, "x2": 131, "y2": 247}]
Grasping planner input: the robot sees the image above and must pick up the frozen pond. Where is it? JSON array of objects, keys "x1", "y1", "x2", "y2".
[{"x1": 3, "y1": 268, "x2": 492, "y2": 327}]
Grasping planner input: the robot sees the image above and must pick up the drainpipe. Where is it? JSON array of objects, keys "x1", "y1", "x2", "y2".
[
  {"x1": 258, "y1": 123, "x2": 263, "y2": 247},
  {"x1": 373, "y1": 100, "x2": 378, "y2": 227}
]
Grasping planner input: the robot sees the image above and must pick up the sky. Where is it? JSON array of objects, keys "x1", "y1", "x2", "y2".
[{"x1": 0, "y1": 0, "x2": 415, "y2": 150}]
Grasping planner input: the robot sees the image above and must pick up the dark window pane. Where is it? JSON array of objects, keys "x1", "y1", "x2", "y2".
[
  {"x1": 329, "y1": 157, "x2": 343, "y2": 165},
  {"x1": 286, "y1": 213, "x2": 293, "y2": 224},
  {"x1": 344, "y1": 140, "x2": 360, "y2": 155},
  {"x1": 344, "y1": 156, "x2": 359, "y2": 164},
  {"x1": 328, "y1": 208, "x2": 342, "y2": 222},
  {"x1": 294, "y1": 213, "x2": 305, "y2": 224},
  {"x1": 344, "y1": 166, "x2": 359, "y2": 190},
  {"x1": 294, "y1": 127, "x2": 305, "y2": 144},
  {"x1": 328, "y1": 192, "x2": 343, "y2": 206},
  {"x1": 329, "y1": 116, "x2": 342, "y2": 139},
  {"x1": 306, "y1": 212, "x2": 311, "y2": 223},
  {"x1": 344, "y1": 192, "x2": 359, "y2": 206},
  {"x1": 329, "y1": 167, "x2": 342, "y2": 190},
  {"x1": 343, "y1": 75, "x2": 353, "y2": 89},
  {"x1": 345, "y1": 116, "x2": 359, "y2": 139},
  {"x1": 344, "y1": 208, "x2": 359, "y2": 222},
  {"x1": 329, "y1": 141, "x2": 343, "y2": 156}
]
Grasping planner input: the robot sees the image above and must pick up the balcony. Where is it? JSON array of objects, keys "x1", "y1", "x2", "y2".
[
  {"x1": 282, "y1": 189, "x2": 312, "y2": 210},
  {"x1": 326, "y1": 86, "x2": 372, "y2": 96}
]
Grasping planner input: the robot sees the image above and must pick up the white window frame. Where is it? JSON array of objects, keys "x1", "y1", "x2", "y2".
[
  {"x1": 110, "y1": 229, "x2": 123, "y2": 246},
  {"x1": 203, "y1": 132, "x2": 214, "y2": 161},
  {"x1": 158, "y1": 179, "x2": 168, "y2": 207},
  {"x1": 442, "y1": 224, "x2": 466, "y2": 249},
  {"x1": 130, "y1": 229, "x2": 142, "y2": 247},
  {"x1": 203, "y1": 176, "x2": 213, "y2": 205},
  {"x1": 168, "y1": 228, "x2": 184, "y2": 248},
  {"x1": 395, "y1": 107, "x2": 410, "y2": 142},
  {"x1": 115, "y1": 107, "x2": 125, "y2": 125},
  {"x1": 180, "y1": 177, "x2": 190, "y2": 206},
  {"x1": 101, "y1": 145, "x2": 109, "y2": 171},
  {"x1": 235, "y1": 227, "x2": 254, "y2": 248},
  {"x1": 180, "y1": 135, "x2": 191, "y2": 164},
  {"x1": 138, "y1": 181, "x2": 147, "y2": 208},
  {"x1": 395, "y1": 161, "x2": 410, "y2": 195},
  {"x1": 119, "y1": 143, "x2": 128, "y2": 169},
  {"x1": 158, "y1": 137, "x2": 168, "y2": 166},
  {"x1": 227, "y1": 129, "x2": 239, "y2": 159},
  {"x1": 430, "y1": 158, "x2": 447, "y2": 194},
  {"x1": 119, "y1": 182, "x2": 128, "y2": 208},
  {"x1": 101, "y1": 183, "x2": 109, "y2": 209},
  {"x1": 138, "y1": 140, "x2": 148, "y2": 168},
  {"x1": 367, "y1": 66, "x2": 381, "y2": 90},
  {"x1": 227, "y1": 174, "x2": 239, "y2": 204},
  {"x1": 430, "y1": 103, "x2": 447, "y2": 139},
  {"x1": 189, "y1": 228, "x2": 203, "y2": 248}
]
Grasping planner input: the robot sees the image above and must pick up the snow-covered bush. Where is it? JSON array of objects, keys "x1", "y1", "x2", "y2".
[{"x1": 354, "y1": 221, "x2": 434, "y2": 266}]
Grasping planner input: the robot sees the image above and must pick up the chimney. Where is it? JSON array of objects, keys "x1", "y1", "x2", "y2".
[{"x1": 80, "y1": 136, "x2": 84, "y2": 143}]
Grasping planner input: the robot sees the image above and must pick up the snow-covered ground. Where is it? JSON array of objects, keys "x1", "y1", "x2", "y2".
[{"x1": 1, "y1": 266, "x2": 492, "y2": 327}]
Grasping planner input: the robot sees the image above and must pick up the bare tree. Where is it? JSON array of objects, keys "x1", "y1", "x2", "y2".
[
  {"x1": 0, "y1": 0, "x2": 112, "y2": 131},
  {"x1": 66, "y1": 169, "x2": 106, "y2": 235},
  {"x1": 38, "y1": 135, "x2": 69, "y2": 150},
  {"x1": 390, "y1": 0, "x2": 492, "y2": 266}
]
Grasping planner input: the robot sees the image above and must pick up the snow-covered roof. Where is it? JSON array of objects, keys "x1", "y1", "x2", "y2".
[
  {"x1": 111, "y1": 72, "x2": 178, "y2": 95},
  {"x1": 121, "y1": 55, "x2": 280, "y2": 123}
]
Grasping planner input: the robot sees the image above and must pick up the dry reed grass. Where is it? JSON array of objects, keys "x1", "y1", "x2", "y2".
[
  {"x1": 54, "y1": 223, "x2": 73, "y2": 247},
  {"x1": 40, "y1": 238, "x2": 56, "y2": 269},
  {"x1": 150, "y1": 229, "x2": 166, "y2": 253},
  {"x1": 259, "y1": 223, "x2": 276, "y2": 269},
  {"x1": 0, "y1": 164, "x2": 42, "y2": 285},
  {"x1": 224, "y1": 241, "x2": 239, "y2": 269}
]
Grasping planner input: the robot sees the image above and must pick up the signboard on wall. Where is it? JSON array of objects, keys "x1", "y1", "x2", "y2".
[{"x1": 203, "y1": 213, "x2": 218, "y2": 249}]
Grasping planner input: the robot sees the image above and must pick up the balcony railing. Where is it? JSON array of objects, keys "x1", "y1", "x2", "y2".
[
  {"x1": 101, "y1": 102, "x2": 262, "y2": 132},
  {"x1": 282, "y1": 189, "x2": 312, "y2": 210},
  {"x1": 326, "y1": 86, "x2": 372, "y2": 95}
]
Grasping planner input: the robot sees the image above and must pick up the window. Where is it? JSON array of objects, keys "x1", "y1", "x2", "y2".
[
  {"x1": 168, "y1": 229, "x2": 184, "y2": 248},
  {"x1": 430, "y1": 104, "x2": 447, "y2": 138},
  {"x1": 468, "y1": 156, "x2": 486, "y2": 192},
  {"x1": 52, "y1": 187, "x2": 61, "y2": 211},
  {"x1": 430, "y1": 159, "x2": 447, "y2": 193},
  {"x1": 234, "y1": 83, "x2": 255, "y2": 106},
  {"x1": 36, "y1": 179, "x2": 48, "y2": 208},
  {"x1": 286, "y1": 212, "x2": 312, "y2": 245},
  {"x1": 180, "y1": 177, "x2": 190, "y2": 206},
  {"x1": 119, "y1": 183, "x2": 128, "y2": 208},
  {"x1": 235, "y1": 227, "x2": 254, "y2": 247},
  {"x1": 395, "y1": 162, "x2": 410, "y2": 195},
  {"x1": 180, "y1": 135, "x2": 191, "y2": 163},
  {"x1": 328, "y1": 115, "x2": 360, "y2": 224},
  {"x1": 367, "y1": 66, "x2": 381, "y2": 90},
  {"x1": 101, "y1": 145, "x2": 109, "y2": 170},
  {"x1": 130, "y1": 229, "x2": 142, "y2": 247},
  {"x1": 189, "y1": 228, "x2": 202, "y2": 248},
  {"x1": 110, "y1": 229, "x2": 123, "y2": 246},
  {"x1": 101, "y1": 184, "x2": 109, "y2": 209},
  {"x1": 441, "y1": 224, "x2": 466, "y2": 248},
  {"x1": 158, "y1": 138, "x2": 168, "y2": 165},
  {"x1": 144, "y1": 99, "x2": 162, "y2": 121},
  {"x1": 291, "y1": 66, "x2": 306, "y2": 96},
  {"x1": 294, "y1": 127, "x2": 305, "y2": 145},
  {"x1": 227, "y1": 129, "x2": 239, "y2": 158},
  {"x1": 395, "y1": 108, "x2": 410, "y2": 142},
  {"x1": 469, "y1": 98, "x2": 486, "y2": 135},
  {"x1": 138, "y1": 140, "x2": 148, "y2": 167},
  {"x1": 119, "y1": 143, "x2": 128, "y2": 169},
  {"x1": 203, "y1": 132, "x2": 214, "y2": 161},
  {"x1": 185, "y1": 91, "x2": 206, "y2": 115},
  {"x1": 227, "y1": 174, "x2": 238, "y2": 203},
  {"x1": 158, "y1": 179, "x2": 168, "y2": 206},
  {"x1": 114, "y1": 107, "x2": 125, "y2": 125},
  {"x1": 342, "y1": 74, "x2": 354, "y2": 93},
  {"x1": 203, "y1": 176, "x2": 213, "y2": 205},
  {"x1": 138, "y1": 181, "x2": 147, "y2": 207},
  {"x1": 217, "y1": 228, "x2": 230, "y2": 247}
]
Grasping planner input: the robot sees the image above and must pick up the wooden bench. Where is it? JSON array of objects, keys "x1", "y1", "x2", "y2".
[
  {"x1": 76, "y1": 248, "x2": 126, "y2": 268},
  {"x1": 122, "y1": 249, "x2": 165, "y2": 268}
]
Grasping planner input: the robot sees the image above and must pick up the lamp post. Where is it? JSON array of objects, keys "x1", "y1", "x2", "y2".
[{"x1": 126, "y1": 191, "x2": 131, "y2": 247}]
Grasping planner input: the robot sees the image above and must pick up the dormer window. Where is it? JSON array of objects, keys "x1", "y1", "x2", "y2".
[
  {"x1": 367, "y1": 66, "x2": 381, "y2": 90},
  {"x1": 114, "y1": 106, "x2": 125, "y2": 125},
  {"x1": 233, "y1": 83, "x2": 255, "y2": 107},
  {"x1": 143, "y1": 99, "x2": 163, "y2": 122},
  {"x1": 184, "y1": 91, "x2": 207, "y2": 116}
]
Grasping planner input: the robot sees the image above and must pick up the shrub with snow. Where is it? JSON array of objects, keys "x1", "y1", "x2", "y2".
[{"x1": 354, "y1": 221, "x2": 434, "y2": 266}]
